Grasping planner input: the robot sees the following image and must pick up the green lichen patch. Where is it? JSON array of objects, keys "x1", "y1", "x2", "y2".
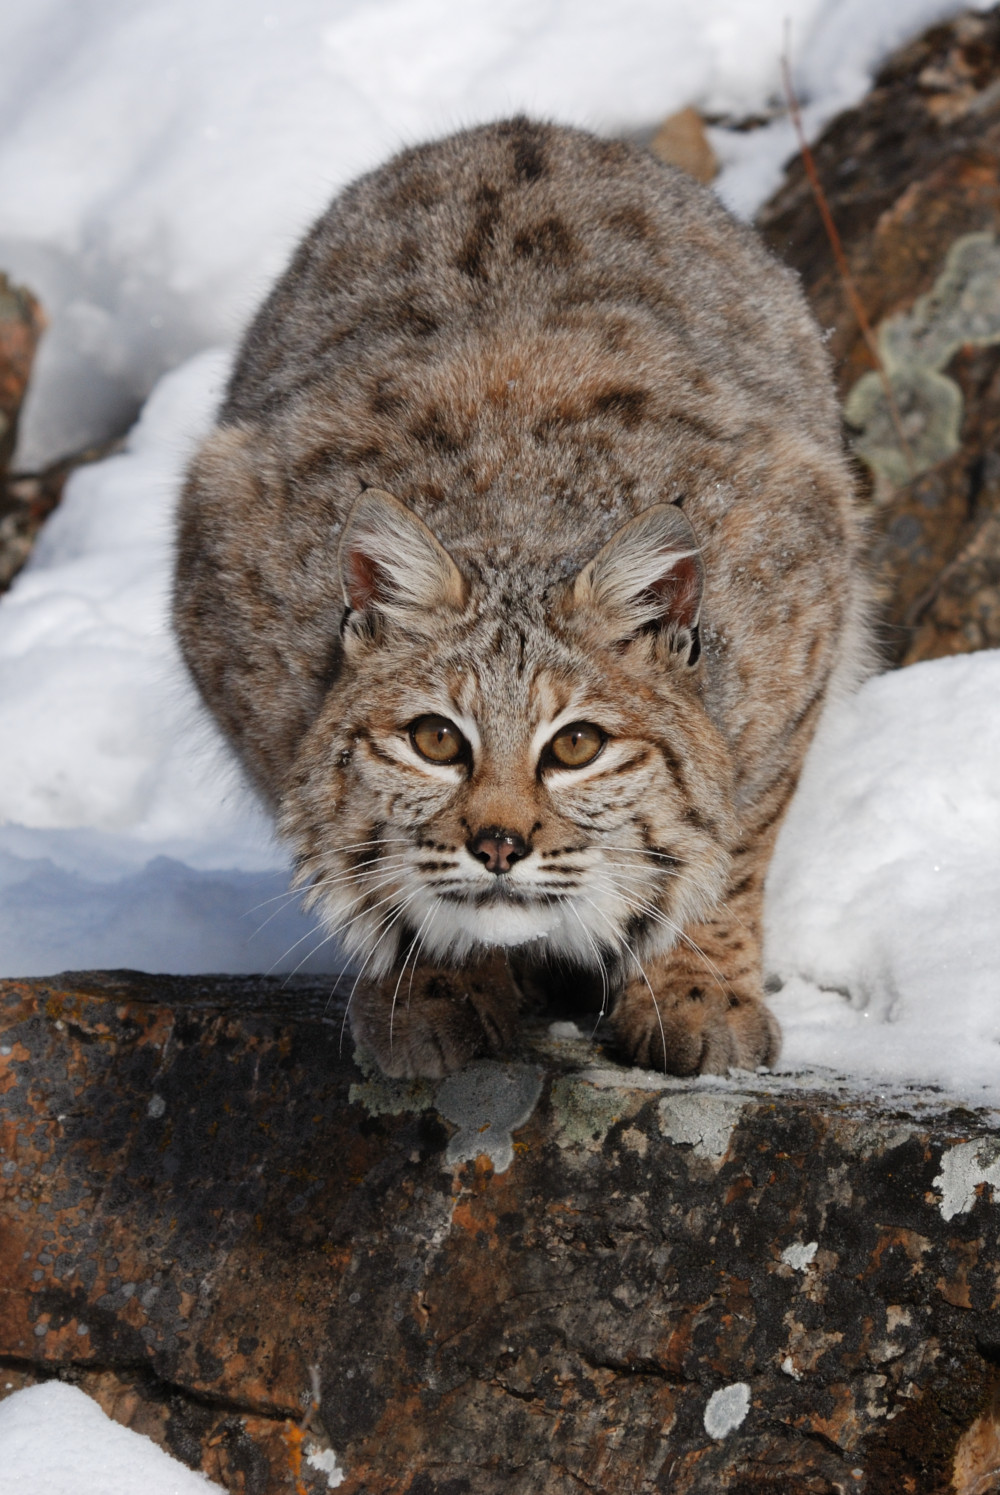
[
  {"x1": 845, "y1": 231, "x2": 1000, "y2": 488},
  {"x1": 881, "y1": 232, "x2": 1000, "y2": 374},
  {"x1": 845, "y1": 366, "x2": 963, "y2": 488},
  {"x1": 549, "y1": 1073, "x2": 644, "y2": 1149},
  {"x1": 347, "y1": 1043, "x2": 436, "y2": 1116}
]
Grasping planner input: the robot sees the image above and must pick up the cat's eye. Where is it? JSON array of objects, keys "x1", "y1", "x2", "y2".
[
  {"x1": 547, "y1": 721, "x2": 606, "y2": 769},
  {"x1": 409, "y1": 715, "x2": 467, "y2": 764}
]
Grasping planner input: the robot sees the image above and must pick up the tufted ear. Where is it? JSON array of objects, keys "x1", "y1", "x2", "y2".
[
  {"x1": 338, "y1": 488, "x2": 466, "y2": 629},
  {"x1": 571, "y1": 504, "x2": 704, "y2": 662}
]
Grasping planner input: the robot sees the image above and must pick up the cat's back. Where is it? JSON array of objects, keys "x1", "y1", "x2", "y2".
[{"x1": 222, "y1": 115, "x2": 837, "y2": 457}]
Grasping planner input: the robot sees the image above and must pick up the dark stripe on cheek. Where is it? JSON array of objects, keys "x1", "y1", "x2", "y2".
[
  {"x1": 608, "y1": 752, "x2": 652, "y2": 775},
  {"x1": 658, "y1": 741, "x2": 690, "y2": 797},
  {"x1": 682, "y1": 806, "x2": 719, "y2": 837},
  {"x1": 645, "y1": 844, "x2": 684, "y2": 870}
]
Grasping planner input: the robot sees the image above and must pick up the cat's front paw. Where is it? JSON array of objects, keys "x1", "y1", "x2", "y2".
[
  {"x1": 350, "y1": 955, "x2": 520, "y2": 1079},
  {"x1": 610, "y1": 978, "x2": 780, "y2": 1076}
]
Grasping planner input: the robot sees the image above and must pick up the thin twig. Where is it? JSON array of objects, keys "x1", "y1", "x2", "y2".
[{"x1": 780, "y1": 45, "x2": 916, "y2": 481}]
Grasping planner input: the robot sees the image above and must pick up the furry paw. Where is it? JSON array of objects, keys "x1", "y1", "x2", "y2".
[
  {"x1": 350, "y1": 954, "x2": 520, "y2": 1079},
  {"x1": 610, "y1": 978, "x2": 780, "y2": 1076}
]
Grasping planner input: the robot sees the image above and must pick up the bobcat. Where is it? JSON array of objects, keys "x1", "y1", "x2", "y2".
[{"x1": 174, "y1": 117, "x2": 868, "y2": 1079}]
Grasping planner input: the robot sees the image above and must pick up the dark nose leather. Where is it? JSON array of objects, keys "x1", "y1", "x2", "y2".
[{"x1": 468, "y1": 827, "x2": 529, "y2": 874}]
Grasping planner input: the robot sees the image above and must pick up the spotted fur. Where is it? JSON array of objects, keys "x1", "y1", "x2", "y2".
[{"x1": 174, "y1": 118, "x2": 870, "y2": 1079}]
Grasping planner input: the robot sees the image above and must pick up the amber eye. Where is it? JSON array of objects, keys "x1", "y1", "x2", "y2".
[
  {"x1": 409, "y1": 715, "x2": 467, "y2": 764},
  {"x1": 547, "y1": 722, "x2": 606, "y2": 769}
]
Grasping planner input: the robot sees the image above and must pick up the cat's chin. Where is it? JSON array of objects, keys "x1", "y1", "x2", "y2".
[
  {"x1": 435, "y1": 898, "x2": 557, "y2": 951},
  {"x1": 414, "y1": 891, "x2": 594, "y2": 964}
]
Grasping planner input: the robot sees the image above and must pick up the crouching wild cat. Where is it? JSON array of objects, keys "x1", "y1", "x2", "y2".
[{"x1": 174, "y1": 117, "x2": 868, "y2": 1079}]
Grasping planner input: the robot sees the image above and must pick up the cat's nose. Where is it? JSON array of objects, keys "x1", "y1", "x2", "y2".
[{"x1": 468, "y1": 827, "x2": 529, "y2": 874}]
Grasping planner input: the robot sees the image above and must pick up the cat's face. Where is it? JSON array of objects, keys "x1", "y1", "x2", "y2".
[{"x1": 280, "y1": 490, "x2": 734, "y2": 981}]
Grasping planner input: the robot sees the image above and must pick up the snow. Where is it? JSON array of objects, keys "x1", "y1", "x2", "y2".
[
  {"x1": 0, "y1": 1381, "x2": 221, "y2": 1494},
  {"x1": 0, "y1": 0, "x2": 995, "y2": 1142},
  {"x1": 0, "y1": 349, "x2": 335, "y2": 976},
  {"x1": 766, "y1": 652, "x2": 1000, "y2": 1102}
]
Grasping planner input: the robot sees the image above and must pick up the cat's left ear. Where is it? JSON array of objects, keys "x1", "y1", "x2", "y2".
[
  {"x1": 338, "y1": 488, "x2": 467, "y2": 636},
  {"x1": 571, "y1": 504, "x2": 704, "y2": 663}
]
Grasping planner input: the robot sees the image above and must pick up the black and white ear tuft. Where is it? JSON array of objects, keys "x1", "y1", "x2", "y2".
[
  {"x1": 338, "y1": 488, "x2": 466, "y2": 630},
  {"x1": 572, "y1": 503, "x2": 704, "y2": 662}
]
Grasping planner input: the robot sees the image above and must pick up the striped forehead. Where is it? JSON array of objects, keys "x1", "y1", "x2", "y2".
[{"x1": 441, "y1": 615, "x2": 578, "y2": 734}]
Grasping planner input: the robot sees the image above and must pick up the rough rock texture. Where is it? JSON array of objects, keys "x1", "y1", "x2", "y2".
[
  {"x1": 649, "y1": 107, "x2": 719, "y2": 183},
  {"x1": 0, "y1": 272, "x2": 43, "y2": 475},
  {"x1": 2, "y1": 972, "x2": 1000, "y2": 1494},
  {"x1": 0, "y1": 271, "x2": 121, "y2": 594},
  {"x1": 758, "y1": 5, "x2": 1000, "y2": 665}
]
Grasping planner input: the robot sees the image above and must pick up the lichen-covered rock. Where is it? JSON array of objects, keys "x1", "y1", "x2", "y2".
[
  {"x1": 0, "y1": 272, "x2": 43, "y2": 474},
  {"x1": 0, "y1": 270, "x2": 62, "y2": 593},
  {"x1": 758, "y1": 6, "x2": 1000, "y2": 666},
  {"x1": 2, "y1": 972, "x2": 1000, "y2": 1493}
]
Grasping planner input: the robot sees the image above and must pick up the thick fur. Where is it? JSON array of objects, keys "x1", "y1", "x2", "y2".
[{"x1": 174, "y1": 117, "x2": 869, "y2": 1078}]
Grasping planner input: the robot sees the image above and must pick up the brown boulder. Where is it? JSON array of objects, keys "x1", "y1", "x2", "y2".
[
  {"x1": 758, "y1": 6, "x2": 1000, "y2": 665},
  {"x1": 0, "y1": 272, "x2": 44, "y2": 475},
  {"x1": 3, "y1": 972, "x2": 1000, "y2": 1493}
]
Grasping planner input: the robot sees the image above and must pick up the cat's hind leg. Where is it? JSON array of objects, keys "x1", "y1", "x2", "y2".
[{"x1": 349, "y1": 950, "x2": 522, "y2": 1079}]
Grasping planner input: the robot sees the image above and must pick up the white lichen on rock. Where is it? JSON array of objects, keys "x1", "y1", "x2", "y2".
[
  {"x1": 436, "y1": 1061, "x2": 544, "y2": 1173},
  {"x1": 703, "y1": 1382, "x2": 751, "y2": 1439},
  {"x1": 658, "y1": 1093, "x2": 746, "y2": 1163},
  {"x1": 780, "y1": 1240, "x2": 819, "y2": 1270},
  {"x1": 306, "y1": 1443, "x2": 346, "y2": 1489},
  {"x1": 933, "y1": 1135, "x2": 1000, "y2": 1220}
]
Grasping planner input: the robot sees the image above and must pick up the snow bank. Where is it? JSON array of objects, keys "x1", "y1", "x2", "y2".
[
  {"x1": 0, "y1": 350, "x2": 335, "y2": 977},
  {"x1": 766, "y1": 651, "x2": 1000, "y2": 1102},
  {"x1": 0, "y1": 1381, "x2": 220, "y2": 1494}
]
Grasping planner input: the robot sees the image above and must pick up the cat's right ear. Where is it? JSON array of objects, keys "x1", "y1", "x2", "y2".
[{"x1": 338, "y1": 488, "x2": 467, "y2": 642}]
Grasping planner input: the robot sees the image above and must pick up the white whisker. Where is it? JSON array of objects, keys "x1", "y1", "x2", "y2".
[
  {"x1": 590, "y1": 870, "x2": 733, "y2": 998},
  {"x1": 575, "y1": 890, "x2": 668, "y2": 1071}
]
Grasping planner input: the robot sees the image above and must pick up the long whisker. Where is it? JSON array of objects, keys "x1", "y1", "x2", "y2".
[
  {"x1": 271, "y1": 870, "x2": 413, "y2": 978},
  {"x1": 574, "y1": 890, "x2": 668, "y2": 1071},
  {"x1": 300, "y1": 854, "x2": 416, "y2": 911},
  {"x1": 600, "y1": 843, "x2": 686, "y2": 875},
  {"x1": 337, "y1": 889, "x2": 424, "y2": 1057},
  {"x1": 279, "y1": 923, "x2": 346, "y2": 983},
  {"x1": 248, "y1": 854, "x2": 415, "y2": 937},
  {"x1": 600, "y1": 845, "x2": 751, "y2": 933},
  {"x1": 246, "y1": 840, "x2": 414, "y2": 909},
  {"x1": 561, "y1": 896, "x2": 610, "y2": 1031},
  {"x1": 345, "y1": 891, "x2": 422, "y2": 1018},
  {"x1": 290, "y1": 836, "x2": 415, "y2": 889},
  {"x1": 407, "y1": 907, "x2": 437, "y2": 1006},
  {"x1": 389, "y1": 906, "x2": 435, "y2": 1051},
  {"x1": 590, "y1": 871, "x2": 733, "y2": 999}
]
